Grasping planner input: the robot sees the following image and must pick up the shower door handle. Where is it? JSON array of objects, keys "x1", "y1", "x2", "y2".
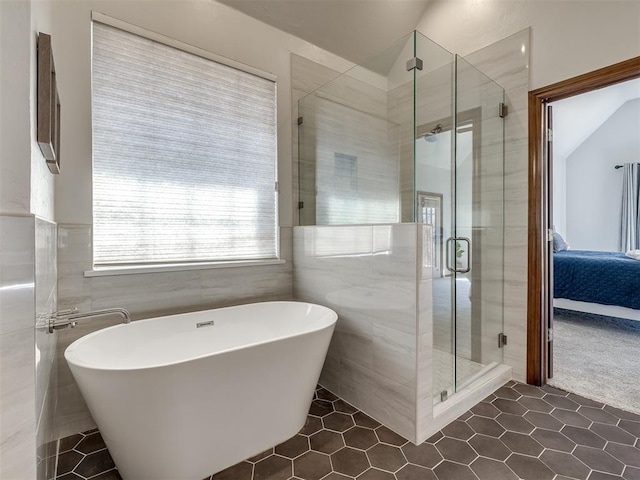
[
  {"x1": 456, "y1": 237, "x2": 471, "y2": 274},
  {"x1": 446, "y1": 237, "x2": 455, "y2": 273},
  {"x1": 446, "y1": 237, "x2": 471, "y2": 274}
]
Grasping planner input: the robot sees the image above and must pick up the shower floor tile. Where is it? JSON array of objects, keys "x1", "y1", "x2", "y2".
[
  {"x1": 56, "y1": 382, "x2": 640, "y2": 480},
  {"x1": 432, "y1": 348, "x2": 486, "y2": 397}
]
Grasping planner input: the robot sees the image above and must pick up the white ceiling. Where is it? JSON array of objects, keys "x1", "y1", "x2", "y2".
[
  {"x1": 215, "y1": 0, "x2": 431, "y2": 66},
  {"x1": 216, "y1": 0, "x2": 640, "y2": 162},
  {"x1": 553, "y1": 77, "x2": 640, "y2": 161}
]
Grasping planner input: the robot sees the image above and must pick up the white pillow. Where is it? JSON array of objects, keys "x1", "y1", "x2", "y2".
[{"x1": 625, "y1": 250, "x2": 640, "y2": 260}]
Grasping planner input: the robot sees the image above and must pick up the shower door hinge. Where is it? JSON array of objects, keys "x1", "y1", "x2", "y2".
[
  {"x1": 298, "y1": 201, "x2": 304, "y2": 209},
  {"x1": 406, "y1": 57, "x2": 423, "y2": 71},
  {"x1": 548, "y1": 229, "x2": 554, "y2": 242},
  {"x1": 275, "y1": 181, "x2": 279, "y2": 192},
  {"x1": 440, "y1": 390, "x2": 448, "y2": 402},
  {"x1": 548, "y1": 328, "x2": 554, "y2": 342},
  {"x1": 297, "y1": 116, "x2": 303, "y2": 126},
  {"x1": 498, "y1": 102, "x2": 508, "y2": 118},
  {"x1": 547, "y1": 128, "x2": 554, "y2": 142},
  {"x1": 498, "y1": 333, "x2": 508, "y2": 348}
]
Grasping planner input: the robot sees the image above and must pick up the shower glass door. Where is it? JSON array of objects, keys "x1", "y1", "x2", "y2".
[
  {"x1": 416, "y1": 45, "x2": 505, "y2": 404},
  {"x1": 413, "y1": 31, "x2": 457, "y2": 403}
]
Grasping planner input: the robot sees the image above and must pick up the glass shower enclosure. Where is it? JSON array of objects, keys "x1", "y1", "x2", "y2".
[{"x1": 297, "y1": 30, "x2": 505, "y2": 432}]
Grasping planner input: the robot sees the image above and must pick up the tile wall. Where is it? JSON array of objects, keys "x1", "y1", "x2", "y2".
[
  {"x1": 36, "y1": 217, "x2": 59, "y2": 480},
  {"x1": 299, "y1": 94, "x2": 400, "y2": 225},
  {"x1": 291, "y1": 54, "x2": 343, "y2": 227},
  {"x1": 291, "y1": 31, "x2": 530, "y2": 442},
  {"x1": 388, "y1": 49, "x2": 507, "y2": 373},
  {"x1": 0, "y1": 214, "x2": 58, "y2": 480},
  {"x1": 293, "y1": 224, "x2": 420, "y2": 441},
  {"x1": 54, "y1": 224, "x2": 294, "y2": 439},
  {"x1": 0, "y1": 215, "x2": 37, "y2": 479},
  {"x1": 292, "y1": 54, "x2": 426, "y2": 441},
  {"x1": 464, "y1": 29, "x2": 531, "y2": 381},
  {"x1": 295, "y1": 55, "x2": 399, "y2": 227}
]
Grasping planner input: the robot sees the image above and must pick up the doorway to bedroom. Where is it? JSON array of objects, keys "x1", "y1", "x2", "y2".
[{"x1": 527, "y1": 57, "x2": 640, "y2": 415}]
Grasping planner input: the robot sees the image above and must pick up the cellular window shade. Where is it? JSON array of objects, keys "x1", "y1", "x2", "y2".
[{"x1": 92, "y1": 22, "x2": 277, "y2": 265}]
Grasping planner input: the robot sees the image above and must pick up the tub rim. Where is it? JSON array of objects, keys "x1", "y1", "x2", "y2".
[{"x1": 64, "y1": 301, "x2": 337, "y2": 373}]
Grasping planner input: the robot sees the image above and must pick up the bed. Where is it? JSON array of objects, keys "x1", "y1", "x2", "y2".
[{"x1": 553, "y1": 250, "x2": 640, "y2": 321}]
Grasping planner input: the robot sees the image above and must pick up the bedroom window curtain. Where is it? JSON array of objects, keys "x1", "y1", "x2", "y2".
[{"x1": 620, "y1": 162, "x2": 640, "y2": 252}]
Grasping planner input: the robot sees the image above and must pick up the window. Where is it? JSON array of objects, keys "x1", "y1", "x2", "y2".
[{"x1": 91, "y1": 16, "x2": 277, "y2": 267}]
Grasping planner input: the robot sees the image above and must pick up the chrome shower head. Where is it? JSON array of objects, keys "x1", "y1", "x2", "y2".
[{"x1": 424, "y1": 123, "x2": 443, "y2": 142}]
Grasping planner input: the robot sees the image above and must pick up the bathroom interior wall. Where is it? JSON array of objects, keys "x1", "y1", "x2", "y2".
[
  {"x1": 31, "y1": 2, "x2": 59, "y2": 478},
  {"x1": 416, "y1": 0, "x2": 640, "y2": 92},
  {"x1": 1, "y1": 0, "x2": 58, "y2": 478},
  {"x1": 0, "y1": 1, "x2": 32, "y2": 215},
  {"x1": 52, "y1": 0, "x2": 351, "y2": 227},
  {"x1": 292, "y1": 53, "x2": 343, "y2": 226},
  {"x1": 297, "y1": 67, "x2": 400, "y2": 225},
  {"x1": 50, "y1": 0, "x2": 353, "y2": 438},
  {"x1": 0, "y1": 215, "x2": 37, "y2": 479},
  {"x1": 1, "y1": 217, "x2": 58, "y2": 480},
  {"x1": 463, "y1": 29, "x2": 531, "y2": 382},
  {"x1": 458, "y1": 57, "x2": 508, "y2": 371},
  {"x1": 388, "y1": 27, "x2": 530, "y2": 383},
  {"x1": 388, "y1": 26, "x2": 531, "y2": 383},
  {"x1": 30, "y1": 1, "x2": 55, "y2": 222},
  {"x1": 293, "y1": 224, "x2": 419, "y2": 441},
  {"x1": 387, "y1": 35, "x2": 511, "y2": 370},
  {"x1": 303, "y1": 100, "x2": 399, "y2": 224},
  {"x1": 35, "y1": 218, "x2": 58, "y2": 480},
  {"x1": 292, "y1": 30, "x2": 529, "y2": 440},
  {"x1": 54, "y1": 225, "x2": 296, "y2": 437},
  {"x1": 292, "y1": 54, "x2": 422, "y2": 440}
]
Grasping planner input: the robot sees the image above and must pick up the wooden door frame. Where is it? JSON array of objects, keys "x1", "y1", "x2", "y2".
[{"x1": 527, "y1": 56, "x2": 640, "y2": 385}]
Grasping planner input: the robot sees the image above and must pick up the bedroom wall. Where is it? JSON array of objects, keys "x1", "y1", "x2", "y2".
[
  {"x1": 553, "y1": 155, "x2": 568, "y2": 239},
  {"x1": 565, "y1": 98, "x2": 640, "y2": 252}
]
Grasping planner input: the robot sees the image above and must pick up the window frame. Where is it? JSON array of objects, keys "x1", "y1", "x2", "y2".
[{"x1": 88, "y1": 12, "x2": 281, "y2": 275}]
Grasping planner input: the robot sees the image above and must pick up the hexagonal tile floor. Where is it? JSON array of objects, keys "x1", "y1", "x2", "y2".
[{"x1": 56, "y1": 382, "x2": 640, "y2": 480}]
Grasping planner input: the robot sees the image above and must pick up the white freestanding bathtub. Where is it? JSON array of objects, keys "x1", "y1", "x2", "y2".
[{"x1": 65, "y1": 301, "x2": 337, "y2": 480}]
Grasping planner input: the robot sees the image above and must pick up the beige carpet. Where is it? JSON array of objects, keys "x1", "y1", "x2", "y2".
[{"x1": 549, "y1": 308, "x2": 640, "y2": 415}]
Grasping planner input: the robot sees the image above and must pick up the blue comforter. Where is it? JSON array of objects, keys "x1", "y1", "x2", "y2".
[{"x1": 554, "y1": 250, "x2": 640, "y2": 310}]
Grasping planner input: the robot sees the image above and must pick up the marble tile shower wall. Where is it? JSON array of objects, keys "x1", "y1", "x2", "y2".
[
  {"x1": 291, "y1": 32, "x2": 530, "y2": 445},
  {"x1": 457, "y1": 58, "x2": 507, "y2": 370},
  {"x1": 388, "y1": 59, "x2": 505, "y2": 371},
  {"x1": 293, "y1": 224, "x2": 420, "y2": 441},
  {"x1": 0, "y1": 215, "x2": 37, "y2": 479},
  {"x1": 294, "y1": 55, "x2": 397, "y2": 227},
  {"x1": 54, "y1": 223, "x2": 294, "y2": 439},
  {"x1": 464, "y1": 29, "x2": 531, "y2": 381},
  {"x1": 416, "y1": 224, "x2": 435, "y2": 442},
  {"x1": 388, "y1": 64, "x2": 454, "y2": 224},
  {"x1": 35, "y1": 217, "x2": 58, "y2": 480},
  {"x1": 387, "y1": 29, "x2": 531, "y2": 381},
  {"x1": 291, "y1": 53, "x2": 343, "y2": 227},
  {"x1": 301, "y1": 94, "x2": 400, "y2": 225},
  {"x1": 0, "y1": 215, "x2": 58, "y2": 480}
]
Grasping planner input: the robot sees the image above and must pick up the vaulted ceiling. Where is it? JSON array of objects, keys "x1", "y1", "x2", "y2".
[
  {"x1": 216, "y1": 0, "x2": 640, "y2": 163},
  {"x1": 215, "y1": 0, "x2": 431, "y2": 65},
  {"x1": 553, "y1": 77, "x2": 640, "y2": 161}
]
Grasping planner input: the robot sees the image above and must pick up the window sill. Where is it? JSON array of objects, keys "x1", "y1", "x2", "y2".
[{"x1": 84, "y1": 259, "x2": 286, "y2": 277}]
